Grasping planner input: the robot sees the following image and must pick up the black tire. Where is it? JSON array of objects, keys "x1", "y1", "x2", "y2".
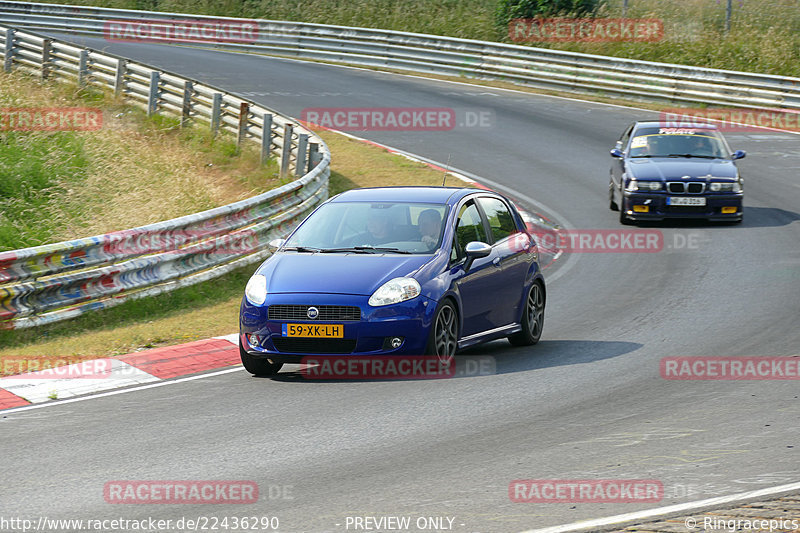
[
  {"x1": 508, "y1": 281, "x2": 545, "y2": 346},
  {"x1": 425, "y1": 300, "x2": 458, "y2": 366},
  {"x1": 609, "y1": 178, "x2": 619, "y2": 211},
  {"x1": 619, "y1": 200, "x2": 633, "y2": 225},
  {"x1": 240, "y1": 340, "x2": 283, "y2": 376}
]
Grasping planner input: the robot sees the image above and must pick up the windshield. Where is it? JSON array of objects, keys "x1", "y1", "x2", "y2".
[
  {"x1": 629, "y1": 127, "x2": 729, "y2": 158},
  {"x1": 284, "y1": 201, "x2": 449, "y2": 254}
]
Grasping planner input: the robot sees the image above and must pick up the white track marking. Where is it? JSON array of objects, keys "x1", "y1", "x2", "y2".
[
  {"x1": 520, "y1": 481, "x2": 800, "y2": 533},
  {"x1": 1, "y1": 367, "x2": 243, "y2": 415}
]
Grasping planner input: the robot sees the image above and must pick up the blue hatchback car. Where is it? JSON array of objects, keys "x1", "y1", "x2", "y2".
[
  {"x1": 609, "y1": 121, "x2": 746, "y2": 223},
  {"x1": 239, "y1": 186, "x2": 545, "y2": 376}
]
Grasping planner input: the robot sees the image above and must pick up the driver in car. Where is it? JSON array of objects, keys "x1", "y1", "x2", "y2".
[{"x1": 418, "y1": 209, "x2": 442, "y2": 249}]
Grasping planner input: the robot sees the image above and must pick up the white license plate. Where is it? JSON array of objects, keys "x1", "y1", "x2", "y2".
[{"x1": 667, "y1": 197, "x2": 706, "y2": 206}]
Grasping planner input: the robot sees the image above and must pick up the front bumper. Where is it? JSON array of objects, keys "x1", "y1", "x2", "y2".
[
  {"x1": 621, "y1": 192, "x2": 743, "y2": 221},
  {"x1": 239, "y1": 293, "x2": 437, "y2": 362}
]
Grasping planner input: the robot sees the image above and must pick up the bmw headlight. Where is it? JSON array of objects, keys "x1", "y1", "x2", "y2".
[
  {"x1": 245, "y1": 274, "x2": 267, "y2": 305},
  {"x1": 626, "y1": 180, "x2": 662, "y2": 192},
  {"x1": 709, "y1": 180, "x2": 742, "y2": 193},
  {"x1": 368, "y1": 277, "x2": 421, "y2": 307}
]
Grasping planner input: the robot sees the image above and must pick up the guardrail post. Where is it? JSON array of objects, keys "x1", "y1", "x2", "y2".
[
  {"x1": 114, "y1": 59, "x2": 126, "y2": 97},
  {"x1": 77, "y1": 49, "x2": 88, "y2": 86},
  {"x1": 147, "y1": 71, "x2": 160, "y2": 116},
  {"x1": 280, "y1": 123, "x2": 294, "y2": 178},
  {"x1": 181, "y1": 81, "x2": 193, "y2": 127},
  {"x1": 260, "y1": 113, "x2": 273, "y2": 166},
  {"x1": 307, "y1": 142, "x2": 320, "y2": 173},
  {"x1": 4, "y1": 28, "x2": 15, "y2": 72},
  {"x1": 41, "y1": 38, "x2": 52, "y2": 80},
  {"x1": 211, "y1": 92, "x2": 222, "y2": 137},
  {"x1": 237, "y1": 102, "x2": 249, "y2": 147},
  {"x1": 295, "y1": 133, "x2": 308, "y2": 177}
]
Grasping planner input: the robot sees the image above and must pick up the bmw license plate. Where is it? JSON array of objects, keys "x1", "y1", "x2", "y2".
[
  {"x1": 667, "y1": 197, "x2": 706, "y2": 206},
  {"x1": 282, "y1": 324, "x2": 344, "y2": 338}
]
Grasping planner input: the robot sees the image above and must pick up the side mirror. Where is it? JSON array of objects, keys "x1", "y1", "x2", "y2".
[
  {"x1": 610, "y1": 148, "x2": 624, "y2": 158},
  {"x1": 732, "y1": 150, "x2": 746, "y2": 160},
  {"x1": 268, "y1": 238, "x2": 286, "y2": 250},
  {"x1": 463, "y1": 241, "x2": 491, "y2": 273}
]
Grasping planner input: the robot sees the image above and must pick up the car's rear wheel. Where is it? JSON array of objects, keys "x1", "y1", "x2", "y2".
[
  {"x1": 509, "y1": 281, "x2": 544, "y2": 346},
  {"x1": 426, "y1": 300, "x2": 458, "y2": 366},
  {"x1": 240, "y1": 340, "x2": 283, "y2": 376},
  {"x1": 609, "y1": 178, "x2": 619, "y2": 211}
]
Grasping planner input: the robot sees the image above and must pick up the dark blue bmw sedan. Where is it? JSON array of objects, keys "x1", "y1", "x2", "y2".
[
  {"x1": 609, "y1": 121, "x2": 746, "y2": 224},
  {"x1": 239, "y1": 186, "x2": 545, "y2": 376}
]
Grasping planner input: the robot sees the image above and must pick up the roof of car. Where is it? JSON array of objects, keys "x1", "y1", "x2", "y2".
[
  {"x1": 330, "y1": 186, "x2": 488, "y2": 204},
  {"x1": 634, "y1": 120, "x2": 718, "y2": 130}
]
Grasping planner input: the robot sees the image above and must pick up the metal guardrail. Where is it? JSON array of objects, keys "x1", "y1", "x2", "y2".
[
  {"x1": 0, "y1": 22, "x2": 330, "y2": 329},
  {"x1": 1, "y1": 1, "x2": 799, "y2": 110}
]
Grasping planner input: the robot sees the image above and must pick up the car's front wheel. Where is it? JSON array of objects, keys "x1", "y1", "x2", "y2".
[
  {"x1": 508, "y1": 281, "x2": 544, "y2": 346},
  {"x1": 240, "y1": 340, "x2": 283, "y2": 376},
  {"x1": 425, "y1": 300, "x2": 458, "y2": 366},
  {"x1": 609, "y1": 178, "x2": 619, "y2": 211}
]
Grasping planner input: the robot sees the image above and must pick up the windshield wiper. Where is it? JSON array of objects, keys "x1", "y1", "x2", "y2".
[
  {"x1": 282, "y1": 246, "x2": 322, "y2": 253},
  {"x1": 630, "y1": 154, "x2": 656, "y2": 158},
  {"x1": 320, "y1": 246, "x2": 411, "y2": 254},
  {"x1": 666, "y1": 153, "x2": 718, "y2": 159}
]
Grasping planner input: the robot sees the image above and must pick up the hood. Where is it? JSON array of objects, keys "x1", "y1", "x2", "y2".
[
  {"x1": 257, "y1": 253, "x2": 433, "y2": 296},
  {"x1": 628, "y1": 158, "x2": 738, "y2": 181}
]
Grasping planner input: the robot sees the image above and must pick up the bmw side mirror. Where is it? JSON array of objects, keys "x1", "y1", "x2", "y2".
[
  {"x1": 610, "y1": 148, "x2": 624, "y2": 158},
  {"x1": 463, "y1": 241, "x2": 491, "y2": 273},
  {"x1": 732, "y1": 150, "x2": 746, "y2": 160},
  {"x1": 268, "y1": 238, "x2": 286, "y2": 250}
]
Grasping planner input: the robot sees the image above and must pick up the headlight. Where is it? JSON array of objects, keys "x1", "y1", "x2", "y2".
[
  {"x1": 626, "y1": 180, "x2": 662, "y2": 192},
  {"x1": 245, "y1": 274, "x2": 267, "y2": 305},
  {"x1": 368, "y1": 277, "x2": 421, "y2": 307},
  {"x1": 709, "y1": 180, "x2": 742, "y2": 193}
]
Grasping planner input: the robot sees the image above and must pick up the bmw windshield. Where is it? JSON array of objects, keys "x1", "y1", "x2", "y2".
[{"x1": 629, "y1": 127, "x2": 730, "y2": 159}]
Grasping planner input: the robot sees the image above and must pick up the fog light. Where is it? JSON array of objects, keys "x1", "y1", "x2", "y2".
[
  {"x1": 721, "y1": 206, "x2": 737, "y2": 214},
  {"x1": 248, "y1": 334, "x2": 261, "y2": 347},
  {"x1": 633, "y1": 205, "x2": 649, "y2": 213},
  {"x1": 383, "y1": 336, "x2": 404, "y2": 350}
]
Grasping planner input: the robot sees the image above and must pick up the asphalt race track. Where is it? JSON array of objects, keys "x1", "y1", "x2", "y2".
[{"x1": 1, "y1": 34, "x2": 799, "y2": 532}]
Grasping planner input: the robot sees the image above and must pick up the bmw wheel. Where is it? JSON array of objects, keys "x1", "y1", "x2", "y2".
[{"x1": 609, "y1": 178, "x2": 619, "y2": 211}]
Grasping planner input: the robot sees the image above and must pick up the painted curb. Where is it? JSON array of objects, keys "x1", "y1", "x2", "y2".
[{"x1": 0, "y1": 334, "x2": 240, "y2": 410}]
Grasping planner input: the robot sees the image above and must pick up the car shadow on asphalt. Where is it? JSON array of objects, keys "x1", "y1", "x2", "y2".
[
  {"x1": 629, "y1": 206, "x2": 800, "y2": 229},
  {"x1": 259, "y1": 339, "x2": 641, "y2": 383}
]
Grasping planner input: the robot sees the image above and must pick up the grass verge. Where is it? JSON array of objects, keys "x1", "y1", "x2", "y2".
[{"x1": 0, "y1": 70, "x2": 281, "y2": 252}]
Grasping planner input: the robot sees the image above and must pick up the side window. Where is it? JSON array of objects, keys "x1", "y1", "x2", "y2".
[
  {"x1": 451, "y1": 201, "x2": 488, "y2": 261},
  {"x1": 477, "y1": 197, "x2": 516, "y2": 243}
]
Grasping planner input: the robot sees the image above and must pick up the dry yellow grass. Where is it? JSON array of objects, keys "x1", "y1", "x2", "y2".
[{"x1": 0, "y1": 71, "x2": 279, "y2": 245}]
